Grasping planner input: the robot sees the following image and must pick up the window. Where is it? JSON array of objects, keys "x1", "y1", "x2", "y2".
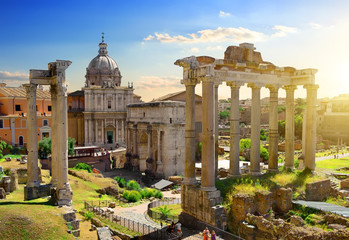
[
  {"x1": 108, "y1": 100, "x2": 111, "y2": 109},
  {"x1": 18, "y1": 136, "x2": 24, "y2": 146},
  {"x1": 36, "y1": 105, "x2": 38, "y2": 111},
  {"x1": 48, "y1": 105, "x2": 52, "y2": 111},
  {"x1": 170, "y1": 118, "x2": 172, "y2": 124},
  {"x1": 43, "y1": 119, "x2": 48, "y2": 126},
  {"x1": 0, "y1": 119, "x2": 3, "y2": 128},
  {"x1": 15, "y1": 105, "x2": 21, "y2": 111}
]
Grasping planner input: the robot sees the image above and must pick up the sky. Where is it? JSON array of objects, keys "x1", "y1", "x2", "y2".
[{"x1": 1, "y1": 0, "x2": 349, "y2": 101}]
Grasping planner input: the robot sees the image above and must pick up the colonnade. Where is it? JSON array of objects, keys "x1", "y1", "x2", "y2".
[
  {"x1": 176, "y1": 56, "x2": 318, "y2": 191},
  {"x1": 24, "y1": 60, "x2": 73, "y2": 206}
]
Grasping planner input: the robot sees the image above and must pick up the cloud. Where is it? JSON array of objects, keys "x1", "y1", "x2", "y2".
[
  {"x1": 189, "y1": 47, "x2": 200, "y2": 53},
  {"x1": 206, "y1": 46, "x2": 223, "y2": 51},
  {"x1": 144, "y1": 27, "x2": 266, "y2": 43},
  {"x1": 219, "y1": 11, "x2": 231, "y2": 17},
  {"x1": 271, "y1": 25, "x2": 297, "y2": 38},
  {"x1": 0, "y1": 71, "x2": 28, "y2": 86},
  {"x1": 308, "y1": 22, "x2": 323, "y2": 30},
  {"x1": 136, "y1": 76, "x2": 182, "y2": 91}
]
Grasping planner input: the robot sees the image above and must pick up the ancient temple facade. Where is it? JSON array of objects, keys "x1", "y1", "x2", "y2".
[{"x1": 68, "y1": 36, "x2": 141, "y2": 147}]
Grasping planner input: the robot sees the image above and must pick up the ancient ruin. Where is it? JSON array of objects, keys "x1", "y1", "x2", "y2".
[
  {"x1": 24, "y1": 60, "x2": 73, "y2": 206},
  {"x1": 175, "y1": 43, "x2": 318, "y2": 227}
]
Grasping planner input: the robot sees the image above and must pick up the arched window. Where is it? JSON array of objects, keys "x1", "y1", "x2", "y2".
[{"x1": 19, "y1": 136, "x2": 24, "y2": 146}]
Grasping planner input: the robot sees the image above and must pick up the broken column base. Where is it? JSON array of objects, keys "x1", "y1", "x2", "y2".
[
  {"x1": 53, "y1": 185, "x2": 73, "y2": 206},
  {"x1": 180, "y1": 184, "x2": 227, "y2": 229},
  {"x1": 24, "y1": 184, "x2": 51, "y2": 200}
]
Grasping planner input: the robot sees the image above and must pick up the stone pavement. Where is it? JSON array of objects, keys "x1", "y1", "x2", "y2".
[{"x1": 293, "y1": 200, "x2": 349, "y2": 218}]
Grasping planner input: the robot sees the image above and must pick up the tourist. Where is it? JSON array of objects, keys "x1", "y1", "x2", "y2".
[
  {"x1": 176, "y1": 221, "x2": 182, "y2": 236},
  {"x1": 169, "y1": 221, "x2": 175, "y2": 233},
  {"x1": 210, "y1": 230, "x2": 216, "y2": 240},
  {"x1": 203, "y1": 227, "x2": 210, "y2": 240}
]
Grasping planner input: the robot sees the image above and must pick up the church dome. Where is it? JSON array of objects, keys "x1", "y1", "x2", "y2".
[{"x1": 85, "y1": 34, "x2": 122, "y2": 87}]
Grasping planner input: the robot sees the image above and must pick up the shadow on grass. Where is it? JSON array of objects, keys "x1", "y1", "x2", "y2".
[{"x1": 0, "y1": 197, "x2": 55, "y2": 206}]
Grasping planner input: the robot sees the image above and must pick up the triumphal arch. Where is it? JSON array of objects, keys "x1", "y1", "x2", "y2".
[
  {"x1": 24, "y1": 60, "x2": 73, "y2": 206},
  {"x1": 175, "y1": 43, "x2": 318, "y2": 227}
]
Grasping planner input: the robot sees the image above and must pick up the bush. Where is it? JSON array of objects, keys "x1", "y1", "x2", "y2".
[
  {"x1": 126, "y1": 180, "x2": 140, "y2": 191},
  {"x1": 73, "y1": 163, "x2": 92, "y2": 173},
  {"x1": 114, "y1": 176, "x2": 126, "y2": 188},
  {"x1": 139, "y1": 188, "x2": 152, "y2": 199},
  {"x1": 84, "y1": 211, "x2": 94, "y2": 220},
  {"x1": 155, "y1": 190, "x2": 163, "y2": 199},
  {"x1": 260, "y1": 146, "x2": 269, "y2": 161},
  {"x1": 123, "y1": 190, "x2": 141, "y2": 202}
]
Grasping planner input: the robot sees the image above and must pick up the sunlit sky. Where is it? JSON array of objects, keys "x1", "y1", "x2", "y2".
[{"x1": 1, "y1": 0, "x2": 349, "y2": 101}]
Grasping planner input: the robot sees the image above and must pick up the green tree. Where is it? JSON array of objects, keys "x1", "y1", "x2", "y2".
[
  {"x1": 219, "y1": 110, "x2": 230, "y2": 120},
  {"x1": 239, "y1": 138, "x2": 251, "y2": 152},
  {"x1": 260, "y1": 129, "x2": 267, "y2": 141},
  {"x1": 295, "y1": 115, "x2": 303, "y2": 140},
  {"x1": 278, "y1": 120, "x2": 286, "y2": 138},
  {"x1": 38, "y1": 137, "x2": 75, "y2": 159}
]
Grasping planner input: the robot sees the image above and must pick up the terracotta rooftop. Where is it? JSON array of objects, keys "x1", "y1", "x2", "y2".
[{"x1": 0, "y1": 87, "x2": 51, "y2": 99}]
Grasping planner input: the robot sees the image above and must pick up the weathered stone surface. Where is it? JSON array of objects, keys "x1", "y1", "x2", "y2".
[
  {"x1": 69, "y1": 219, "x2": 80, "y2": 230},
  {"x1": 9, "y1": 169, "x2": 18, "y2": 192},
  {"x1": 324, "y1": 214, "x2": 349, "y2": 227},
  {"x1": 24, "y1": 184, "x2": 51, "y2": 200},
  {"x1": 340, "y1": 178, "x2": 349, "y2": 189},
  {"x1": 0, "y1": 176, "x2": 11, "y2": 193},
  {"x1": 0, "y1": 187, "x2": 6, "y2": 199},
  {"x1": 17, "y1": 168, "x2": 28, "y2": 184},
  {"x1": 91, "y1": 217, "x2": 104, "y2": 228},
  {"x1": 231, "y1": 195, "x2": 256, "y2": 224},
  {"x1": 168, "y1": 176, "x2": 183, "y2": 185},
  {"x1": 97, "y1": 227, "x2": 112, "y2": 240},
  {"x1": 108, "y1": 202, "x2": 116, "y2": 208},
  {"x1": 72, "y1": 229, "x2": 80, "y2": 237},
  {"x1": 290, "y1": 215, "x2": 305, "y2": 227},
  {"x1": 62, "y1": 211, "x2": 76, "y2": 222},
  {"x1": 327, "y1": 223, "x2": 346, "y2": 230},
  {"x1": 254, "y1": 191, "x2": 273, "y2": 215},
  {"x1": 274, "y1": 187, "x2": 292, "y2": 213},
  {"x1": 306, "y1": 179, "x2": 331, "y2": 201}
]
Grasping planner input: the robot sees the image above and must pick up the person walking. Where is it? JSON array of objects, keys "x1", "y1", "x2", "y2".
[
  {"x1": 203, "y1": 227, "x2": 210, "y2": 240},
  {"x1": 210, "y1": 230, "x2": 216, "y2": 240}
]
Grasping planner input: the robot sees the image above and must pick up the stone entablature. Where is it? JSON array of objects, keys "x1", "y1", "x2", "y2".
[{"x1": 126, "y1": 101, "x2": 185, "y2": 178}]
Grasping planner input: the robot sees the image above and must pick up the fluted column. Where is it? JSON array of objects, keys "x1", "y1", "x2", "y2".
[
  {"x1": 266, "y1": 85, "x2": 279, "y2": 172},
  {"x1": 183, "y1": 80, "x2": 197, "y2": 185},
  {"x1": 304, "y1": 84, "x2": 319, "y2": 170},
  {"x1": 24, "y1": 84, "x2": 40, "y2": 188},
  {"x1": 156, "y1": 128, "x2": 163, "y2": 175},
  {"x1": 133, "y1": 124, "x2": 138, "y2": 156},
  {"x1": 248, "y1": 83, "x2": 262, "y2": 175},
  {"x1": 214, "y1": 82, "x2": 220, "y2": 178},
  {"x1": 50, "y1": 85, "x2": 58, "y2": 186},
  {"x1": 147, "y1": 125, "x2": 153, "y2": 161},
  {"x1": 283, "y1": 85, "x2": 297, "y2": 169},
  {"x1": 227, "y1": 81, "x2": 243, "y2": 176},
  {"x1": 201, "y1": 76, "x2": 216, "y2": 190}
]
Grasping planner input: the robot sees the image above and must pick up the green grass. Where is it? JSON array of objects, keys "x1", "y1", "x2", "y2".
[
  {"x1": 316, "y1": 157, "x2": 349, "y2": 170},
  {"x1": 0, "y1": 154, "x2": 22, "y2": 162},
  {"x1": 152, "y1": 204, "x2": 182, "y2": 217},
  {"x1": 94, "y1": 214, "x2": 141, "y2": 237}
]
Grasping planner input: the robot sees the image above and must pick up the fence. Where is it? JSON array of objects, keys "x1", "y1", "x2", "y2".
[
  {"x1": 147, "y1": 198, "x2": 181, "y2": 222},
  {"x1": 84, "y1": 201, "x2": 179, "y2": 240}
]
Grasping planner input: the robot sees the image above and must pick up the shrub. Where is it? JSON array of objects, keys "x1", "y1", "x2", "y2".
[
  {"x1": 158, "y1": 205, "x2": 172, "y2": 219},
  {"x1": 139, "y1": 188, "x2": 152, "y2": 199},
  {"x1": 114, "y1": 176, "x2": 126, "y2": 188},
  {"x1": 84, "y1": 211, "x2": 94, "y2": 220},
  {"x1": 155, "y1": 190, "x2": 163, "y2": 199},
  {"x1": 126, "y1": 180, "x2": 140, "y2": 191},
  {"x1": 260, "y1": 146, "x2": 269, "y2": 161},
  {"x1": 123, "y1": 190, "x2": 141, "y2": 202},
  {"x1": 73, "y1": 163, "x2": 92, "y2": 173}
]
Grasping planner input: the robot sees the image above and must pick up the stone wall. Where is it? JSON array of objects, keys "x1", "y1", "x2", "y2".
[{"x1": 305, "y1": 179, "x2": 331, "y2": 201}]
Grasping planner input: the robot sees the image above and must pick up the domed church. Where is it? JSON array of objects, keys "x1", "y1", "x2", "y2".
[{"x1": 68, "y1": 35, "x2": 141, "y2": 147}]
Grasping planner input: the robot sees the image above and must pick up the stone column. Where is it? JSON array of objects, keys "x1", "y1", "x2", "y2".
[
  {"x1": 101, "y1": 120, "x2": 104, "y2": 144},
  {"x1": 201, "y1": 76, "x2": 216, "y2": 191},
  {"x1": 304, "y1": 84, "x2": 319, "y2": 170},
  {"x1": 84, "y1": 119, "x2": 88, "y2": 146},
  {"x1": 248, "y1": 83, "x2": 262, "y2": 175},
  {"x1": 227, "y1": 82, "x2": 243, "y2": 176},
  {"x1": 266, "y1": 85, "x2": 279, "y2": 172},
  {"x1": 182, "y1": 80, "x2": 197, "y2": 185},
  {"x1": 214, "y1": 82, "x2": 220, "y2": 178},
  {"x1": 133, "y1": 124, "x2": 138, "y2": 156},
  {"x1": 147, "y1": 125, "x2": 153, "y2": 160},
  {"x1": 283, "y1": 85, "x2": 297, "y2": 169},
  {"x1": 156, "y1": 128, "x2": 162, "y2": 174},
  {"x1": 50, "y1": 84, "x2": 58, "y2": 186},
  {"x1": 116, "y1": 120, "x2": 119, "y2": 143},
  {"x1": 122, "y1": 120, "x2": 125, "y2": 143},
  {"x1": 54, "y1": 60, "x2": 73, "y2": 206},
  {"x1": 24, "y1": 84, "x2": 40, "y2": 188}
]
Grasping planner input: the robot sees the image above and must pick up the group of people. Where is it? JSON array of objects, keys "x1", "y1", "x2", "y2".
[
  {"x1": 167, "y1": 221, "x2": 183, "y2": 239},
  {"x1": 203, "y1": 227, "x2": 216, "y2": 240}
]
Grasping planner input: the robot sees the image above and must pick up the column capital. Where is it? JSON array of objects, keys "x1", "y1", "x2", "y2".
[
  {"x1": 23, "y1": 84, "x2": 37, "y2": 99},
  {"x1": 265, "y1": 84, "x2": 281, "y2": 92},
  {"x1": 283, "y1": 85, "x2": 297, "y2": 91},
  {"x1": 227, "y1": 81, "x2": 244, "y2": 88},
  {"x1": 214, "y1": 79, "x2": 222, "y2": 88},
  {"x1": 303, "y1": 84, "x2": 319, "y2": 90},
  {"x1": 181, "y1": 78, "x2": 198, "y2": 86},
  {"x1": 199, "y1": 75, "x2": 215, "y2": 83},
  {"x1": 247, "y1": 83, "x2": 263, "y2": 89}
]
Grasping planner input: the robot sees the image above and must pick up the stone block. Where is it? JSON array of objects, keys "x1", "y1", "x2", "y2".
[
  {"x1": 108, "y1": 202, "x2": 116, "y2": 208},
  {"x1": 69, "y1": 219, "x2": 80, "y2": 230},
  {"x1": 168, "y1": 176, "x2": 183, "y2": 185},
  {"x1": 24, "y1": 184, "x2": 51, "y2": 200},
  {"x1": 254, "y1": 191, "x2": 273, "y2": 215},
  {"x1": 275, "y1": 187, "x2": 292, "y2": 213},
  {"x1": 63, "y1": 211, "x2": 76, "y2": 222},
  {"x1": 340, "y1": 178, "x2": 349, "y2": 189},
  {"x1": 5, "y1": 157, "x2": 11, "y2": 162},
  {"x1": 0, "y1": 187, "x2": 6, "y2": 199},
  {"x1": 16, "y1": 168, "x2": 28, "y2": 184},
  {"x1": 0, "y1": 166, "x2": 2, "y2": 173},
  {"x1": 72, "y1": 229, "x2": 80, "y2": 237},
  {"x1": 305, "y1": 179, "x2": 331, "y2": 201},
  {"x1": 16, "y1": 158, "x2": 20, "y2": 161},
  {"x1": 97, "y1": 227, "x2": 112, "y2": 240},
  {"x1": 0, "y1": 176, "x2": 11, "y2": 193},
  {"x1": 232, "y1": 195, "x2": 256, "y2": 223},
  {"x1": 290, "y1": 215, "x2": 305, "y2": 226},
  {"x1": 9, "y1": 169, "x2": 18, "y2": 192}
]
